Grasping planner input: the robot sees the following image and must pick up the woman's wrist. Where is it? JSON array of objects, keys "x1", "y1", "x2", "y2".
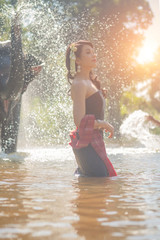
[{"x1": 94, "y1": 119, "x2": 104, "y2": 129}]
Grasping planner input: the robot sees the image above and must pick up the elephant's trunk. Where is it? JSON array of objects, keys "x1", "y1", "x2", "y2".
[{"x1": 1, "y1": 13, "x2": 24, "y2": 100}]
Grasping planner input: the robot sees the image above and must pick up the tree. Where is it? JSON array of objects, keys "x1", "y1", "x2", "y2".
[
  {"x1": 0, "y1": 0, "x2": 19, "y2": 40},
  {"x1": 148, "y1": 47, "x2": 160, "y2": 113},
  {"x1": 92, "y1": 0, "x2": 153, "y2": 136}
]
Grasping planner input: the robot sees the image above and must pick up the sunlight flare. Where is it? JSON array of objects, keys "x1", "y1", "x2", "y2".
[{"x1": 137, "y1": 41, "x2": 157, "y2": 64}]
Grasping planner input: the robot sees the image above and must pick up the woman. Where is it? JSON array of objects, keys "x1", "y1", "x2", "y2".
[{"x1": 66, "y1": 40, "x2": 117, "y2": 177}]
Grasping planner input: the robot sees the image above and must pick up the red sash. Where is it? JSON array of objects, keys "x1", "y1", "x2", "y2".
[{"x1": 69, "y1": 115, "x2": 117, "y2": 177}]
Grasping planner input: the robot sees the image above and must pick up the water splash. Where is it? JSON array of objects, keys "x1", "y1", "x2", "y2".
[
  {"x1": 10, "y1": 0, "x2": 116, "y2": 147},
  {"x1": 120, "y1": 110, "x2": 160, "y2": 150},
  {"x1": 13, "y1": 0, "x2": 95, "y2": 146}
]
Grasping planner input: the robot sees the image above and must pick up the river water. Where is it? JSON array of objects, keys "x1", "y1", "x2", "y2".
[{"x1": 0, "y1": 146, "x2": 160, "y2": 240}]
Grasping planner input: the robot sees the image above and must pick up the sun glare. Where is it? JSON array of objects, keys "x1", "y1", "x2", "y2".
[{"x1": 137, "y1": 41, "x2": 157, "y2": 64}]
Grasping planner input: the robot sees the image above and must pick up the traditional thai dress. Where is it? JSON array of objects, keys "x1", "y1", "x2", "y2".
[{"x1": 70, "y1": 90, "x2": 117, "y2": 177}]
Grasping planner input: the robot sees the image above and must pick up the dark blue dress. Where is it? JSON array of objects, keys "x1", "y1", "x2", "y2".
[{"x1": 73, "y1": 91, "x2": 109, "y2": 177}]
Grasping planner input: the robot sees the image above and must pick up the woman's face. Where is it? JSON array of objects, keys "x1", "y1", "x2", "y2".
[{"x1": 76, "y1": 44, "x2": 97, "y2": 70}]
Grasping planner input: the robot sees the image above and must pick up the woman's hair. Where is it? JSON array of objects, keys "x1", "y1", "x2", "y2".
[{"x1": 65, "y1": 40, "x2": 101, "y2": 91}]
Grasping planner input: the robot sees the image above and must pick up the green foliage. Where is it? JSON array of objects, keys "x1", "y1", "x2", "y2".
[
  {"x1": 121, "y1": 91, "x2": 160, "y2": 120},
  {"x1": 0, "y1": 0, "x2": 18, "y2": 40},
  {"x1": 22, "y1": 96, "x2": 74, "y2": 145},
  {"x1": 0, "y1": 0, "x2": 18, "y2": 8},
  {"x1": 149, "y1": 128, "x2": 160, "y2": 135}
]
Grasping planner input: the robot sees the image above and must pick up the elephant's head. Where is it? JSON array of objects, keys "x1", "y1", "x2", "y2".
[{"x1": 0, "y1": 41, "x2": 43, "y2": 97}]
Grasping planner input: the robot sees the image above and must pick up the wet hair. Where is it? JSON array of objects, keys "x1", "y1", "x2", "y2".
[{"x1": 65, "y1": 40, "x2": 101, "y2": 91}]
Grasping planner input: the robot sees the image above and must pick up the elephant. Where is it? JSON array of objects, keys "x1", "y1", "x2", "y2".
[{"x1": 0, "y1": 14, "x2": 43, "y2": 154}]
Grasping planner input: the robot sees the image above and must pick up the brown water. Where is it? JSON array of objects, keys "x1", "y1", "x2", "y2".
[{"x1": 0, "y1": 147, "x2": 160, "y2": 240}]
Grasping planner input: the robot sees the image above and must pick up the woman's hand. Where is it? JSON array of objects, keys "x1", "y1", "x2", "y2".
[
  {"x1": 104, "y1": 122, "x2": 114, "y2": 138},
  {"x1": 95, "y1": 120, "x2": 114, "y2": 138}
]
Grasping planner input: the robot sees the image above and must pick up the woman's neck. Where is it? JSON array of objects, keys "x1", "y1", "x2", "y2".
[{"x1": 75, "y1": 69, "x2": 90, "y2": 80}]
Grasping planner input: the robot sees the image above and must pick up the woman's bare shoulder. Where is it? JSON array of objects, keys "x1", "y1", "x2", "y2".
[
  {"x1": 71, "y1": 80, "x2": 87, "y2": 99},
  {"x1": 71, "y1": 79, "x2": 87, "y2": 88}
]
